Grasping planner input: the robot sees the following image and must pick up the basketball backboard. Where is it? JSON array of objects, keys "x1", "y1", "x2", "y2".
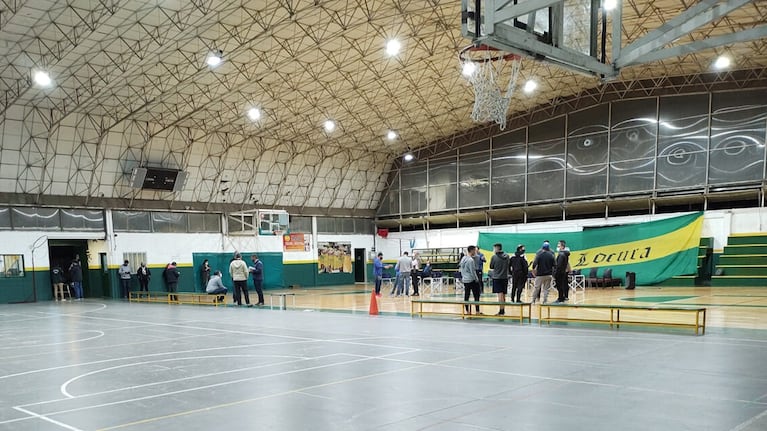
[{"x1": 461, "y1": 0, "x2": 618, "y2": 77}]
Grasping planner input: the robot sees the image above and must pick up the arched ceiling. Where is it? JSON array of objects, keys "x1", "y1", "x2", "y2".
[{"x1": 0, "y1": 0, "x2": 764, "y2": 212}]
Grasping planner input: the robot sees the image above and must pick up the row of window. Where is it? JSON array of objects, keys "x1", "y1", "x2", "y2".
[{"x1": 0, "y1": 207, "x2": 373, "y2": 235}]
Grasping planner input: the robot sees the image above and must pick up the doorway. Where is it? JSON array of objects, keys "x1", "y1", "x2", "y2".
[
  {"x1": 48, "y1": 240, "x2": 90, "y2": 298},
  {"x1": 354, "y1": 248, "x2": 366, "y2": 283}
]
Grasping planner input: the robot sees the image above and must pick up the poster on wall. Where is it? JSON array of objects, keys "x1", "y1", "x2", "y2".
[
  {"x1": 283, "y1": 233, "x2": 311, "y2": 252},
  {"x1": 318, "y1": 242, "x2": 352, "y2": 274}
]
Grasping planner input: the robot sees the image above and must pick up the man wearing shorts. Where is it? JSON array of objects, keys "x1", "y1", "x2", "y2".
[{"x1": 489, "y1": 243, "x2": 510, "y2": 315}]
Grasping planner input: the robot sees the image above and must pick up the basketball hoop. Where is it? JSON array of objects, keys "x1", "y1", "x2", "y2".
[{"x1": 459, "y1": 45, "x2": 522, "y2": 130}]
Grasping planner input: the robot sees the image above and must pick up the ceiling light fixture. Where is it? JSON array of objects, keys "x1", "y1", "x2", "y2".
[
  {"x1": 713, "y1": 55, "x2": 731, "y2": 70},
  {"x1": 33, "y1": 70, "x2": 52, "y2": 87},
  {"x1": 385, "y1": 39, "x2": 401, "y2": 56},
  {"x1": 523, "y1": 79, "x2": 537, "y2": 93},
  {"x1": 603, "y1": 0, "x2": 618, "y2": 11},
  {"x1": 386, "y1": 130, "x2": 397, "y2": 140},
  {"x1": 247, "y1": 107, "x2": 261, "y2": 121},
  {"x1": 206, "y1": 50, "x2": 223, "y2": 67},
  {"x1": 462, "y1": 62, "x2": 477, "y2": 77},
  {"x1": 403, "y1": 152, "x2": 414, "y2": 162},
  {"x1": 324, "y1": 119, "x2": 336, "y2": 133}
]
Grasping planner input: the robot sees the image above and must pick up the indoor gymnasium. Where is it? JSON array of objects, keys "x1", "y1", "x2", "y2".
[{"x1": 0, "y1": 1, "x2": 766, "y2": 430}]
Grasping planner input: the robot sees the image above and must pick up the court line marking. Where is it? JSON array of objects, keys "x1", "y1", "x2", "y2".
[
  {"x1": 0, "y1": 339, "x2": 321, "y2": 381},
  {"x1": 59, "y1": 353, "x2": 318, "y2": 399},
  {"x1": 13, "y1": 406, "x2": 83, "y2": 431},
  {"x1": 729, "y1": 407, "x2": 767, "y2": 431},
  {"x1": 0, "y1": 330, "x2": 104, "y2": 350},
  {"x1": 19, "y1": 354, "x2": 393, "y2": 424},
  {"x1": 93, "y1": 352, "x2": 426, "y2": 431}
]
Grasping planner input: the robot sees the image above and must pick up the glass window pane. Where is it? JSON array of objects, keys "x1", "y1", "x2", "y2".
[
  {"x1": 609, "y1": 159, "x2": 655, "y2": 194},
  {"x1": 657, "y1": 116, "x2": 708, "y2": 154},
  {"x1": 459, "y1": 153, "x2": 490, "y2": 182},
  {"x1": 428, "y1": 184, "x2": 457, "y2": 212},
  {"x1": 339, "y1": 218, "x2": 355, "y2": 233},
  {"x1": 659, "y1": 94, "x2": 709, "y2": 121},
  {"x1": 568, "y1": 133, "x2": 608, "y2": 167},
  {"x1": 61, "y1": 209, "x2": 104, "y2": 231},
  {"x1": 610, "y1": 124, "x2": 657, "y2": 162},
  {"x1": 459, "y1": 181, "x2": 489, "y2": 208},
  {"x1": 113, "y1": 211, "x2": 151, "y2": 232},
  {"x1": 529, "y1": 117, "x2": 565, "y2": 142},
  {"x1": 151, "y1": 212, "x2": 188, "y2": 233},
  {"x1": 491, "y1": 175, "x2": 525, "y2": 205},
  {"x1": 290, "y1": 215, "x2": 312, "y2": 233},
  {"x1": 656, "y1": 149, "x2": 707, "y2": 189},
  {"x1": 0, "y1": 254, "x2": 24, "y2": 277},
  {"x1": 188, "y1": 213, "x2": 220, "y2": 233},
  {"x1": 526, "y1": 171, "x2": 564, "y2": 201},
  {"x1": 492, "y1": 128, "x2": 525, "y2": 149},
  {"x1": 709, "y1": 146, "x2": 765, "y2": 185},
  {"x1": 492, "y1": 142, "x2": 526, "y2": 177},
  {"x1": 568, "y1": 104, "x2": 609, "y2": 137},
  {"x1": 11, "y1": 207, "x2": 60, "y2": 230},
  {"x1": 428, "y1": 157, "x2": 457, "y2": 185},
  {"x1": 401, "y1": 163, "x2": 427, "y2": 188},
  {"x1": 528, "y1": 140, "x2": 565, "y2": 173},
  {"x1": 317, "y1": 217, "x2": 333, "y2": 233},
  {"x1": 567, "y1": 164, "x2": 607, "y2": 198},
  {"x1": 611, "y1": 98, "x2": 657, "y2": 130},
  {"x1": 401, "y1": 188, "x2": 427, "y2": 213},
  {"x1": 460, "y1": 139, "x2": 490, "y2": 155},
  {"x1": 354, "y1": 219, "x2": 372, "y2": 234},
  {"x1": 0, "y1": 208, "x2": 11, "y2": 229}
]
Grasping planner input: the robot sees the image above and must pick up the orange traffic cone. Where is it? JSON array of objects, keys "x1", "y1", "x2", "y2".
[{"x1": 369, "y1": 290, "x2": 379, "y2": 315}]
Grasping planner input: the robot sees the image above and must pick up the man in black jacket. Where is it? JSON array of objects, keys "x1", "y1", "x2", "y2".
[
  {"x1": 163, "y1": 262, "x2": 180, "y2": 302},
  {"x1": 554, "y1": 240, "x2": 571, "y2": 303},
  {"x1": 509, "y1": 245, "x2": 528, "y2": 303},
  {"x1": 531, "y1": 242, "x2": 555, "y2": 304}
]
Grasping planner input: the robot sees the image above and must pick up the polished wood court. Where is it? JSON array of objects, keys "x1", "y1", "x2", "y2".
[{"x1": 274, "y1": 284, "x2": 767, "y2": 331}]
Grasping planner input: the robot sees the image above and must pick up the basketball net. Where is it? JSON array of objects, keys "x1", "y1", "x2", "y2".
[{"x1": 460, "y1": 46, "x2": 522, "y2": 130}]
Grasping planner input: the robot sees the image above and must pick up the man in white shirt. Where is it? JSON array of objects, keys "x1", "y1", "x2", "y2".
[
  {"x1": 392, "y1": 251, "x2": 413, "y2": 296},
  {"x1": 229, "y1": 253, "x2": 252, "y2": 307},
  {"x1": 460, "y1": 246, "x2": 482, "y2": 315}
]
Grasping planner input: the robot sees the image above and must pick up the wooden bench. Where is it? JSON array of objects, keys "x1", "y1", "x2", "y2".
[
  {"x1": 411, "y1": 299, "x2": 532, "y2": 323},
  {"x1": 129, "y1": 291, "x2": 226, "y2": 307},
  {"x1": 539, "y1": 303, "x2": 706, "y2": 335}
]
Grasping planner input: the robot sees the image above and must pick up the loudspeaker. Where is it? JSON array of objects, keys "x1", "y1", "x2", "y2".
[{"x1": 129, "y1": 167, "x2": 147, "y2": 188}]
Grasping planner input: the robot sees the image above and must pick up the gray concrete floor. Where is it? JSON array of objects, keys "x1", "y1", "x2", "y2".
[{"x1": 0, "y1": 300, "x2": 765, "y2": 431}]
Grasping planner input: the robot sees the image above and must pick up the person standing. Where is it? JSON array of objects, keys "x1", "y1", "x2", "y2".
[
  {"x1": 460, "y1": 246, "x2": 482, "y2": 315},
  {"x1": 410, "y1": 252, "x2": 421, "y2": 296},
  {"x1": 489, "y1": 243, "x2": 510, "y2": 316},
  {"x1": 229, "y1": 253, "x2": 251, "y2": 307},
  {"x1": 69, "y1": 256, "x2": 83, "y2": 300},
  {"x1": 473, "y1": 247, "x2": 486, "y2": 293},
  {"x1": 531, "y1": 242, "x2": 555, "y2": 304},
  {"x1": 137, "y1": 262, "x2": 151, "y2": 292},
  {"x1": 249, "y1": 254, "x2": 265, "y2": 306},
  {"x1": 393, "y1": 251, "x2": 412, "y2": 296},
  {"x1": 206, "y1": 270, "x2": 228, "y2": 302},
  {"x1": 372, "y1": 253, "x2": 392, "y2": 297},
  {"x1": 51, "y1": 263, "x2": 66, "y2": 301},
  {"x1": 200, "y1": 259, "x2": 211, "y2": 292},
  {"x1": 118, "y1": 260, "x2": 132, "y2": 299},
  {"x1": 163, "y1": 262, "x2": 180, "y2": 302},
  {"x1": 554, "y1": 240, "x2": 571, "y2": 303},
  {"x1": 510, "y1": 245, "x2": 528, "y2": 303}
]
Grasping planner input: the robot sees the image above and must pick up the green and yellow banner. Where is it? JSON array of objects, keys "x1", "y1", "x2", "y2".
[{"x1": 477, "y1": 212, "x2": 703, "y2": 285}]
